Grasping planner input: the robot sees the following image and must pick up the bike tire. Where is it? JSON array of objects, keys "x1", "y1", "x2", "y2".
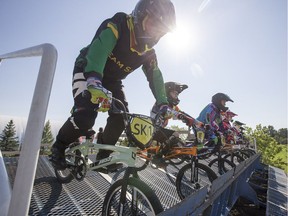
[
  {"x1": 223, "y1": 152, "x2": 245, "y2": 165},
  {"x1": 244, "y1": 148, "x2": 256, "y2": 156},
  {"x1": 176, "y1": 163, "x2": 217, "y2": 200},
  {"x1": 167, "y1": 157, "x2": 185, "y2": 165},
  {"x1": 208, "y1": 157, "x2": 235, "y2": 174},
  {"x1": 238, "y1": 150, "x2": 251, "y2": 160},
  {"x1": 102, "y1": 177, "x2": 163, "y2": 216}
]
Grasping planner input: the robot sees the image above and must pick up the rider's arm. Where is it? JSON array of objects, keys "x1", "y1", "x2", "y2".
[
  {"x1": 172, "y1": 106, "x2": 181, "y2": 120},
  {"x1": 83, "y1": 22, "x2": 118, "y2": 79},
  {"x1": 142, "y1": 51, "x2": 168, "y2": 105},
  {"x1": 206, "y1": 111, "x2": 220, "y2": 131}
]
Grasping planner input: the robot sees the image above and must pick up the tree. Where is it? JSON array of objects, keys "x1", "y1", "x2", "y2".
[
  {"x1": 246, "y1": 124, "x2": 286, "y2": 169},
  {"x1": 262, "y1": 126, "x2": 287, "y2": 144},
  {"x1": 275, "y1": 128, "x2": 288, "y2": 144},
  {"x1": 263, "y1": 125, "x2": 277, "y2": 137},
  {"x1": 0, "y1": 119, "x2": 19, "y2": 151},
  {"x1": 168, "y1": 125, "x2": 189, "y2": 140},
  {"x1": 41, "y1": 120, "x2": 54, "y2": 144}
]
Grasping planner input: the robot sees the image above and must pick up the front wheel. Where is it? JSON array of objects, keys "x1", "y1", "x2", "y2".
[
  {"x1": 166, "y1": 156, "x2": 185, "y2": 165},
  {"x1": 176, "y1": 163, "x2": 217, "y2": 200},
  {"x1": 208, "y1": 157, "x2": 235, "y2": 175},
  {"x1": 223, "y1": 151, "x2": 245, "y2": 165},
  {"x1": 102, "y1": 177, "x2": 163, "y2": 216}
]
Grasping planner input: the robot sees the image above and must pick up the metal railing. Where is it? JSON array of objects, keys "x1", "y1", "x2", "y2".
[
  {"x1": 0, "y1": 44, "x2": 57, "y2": 216},
  {"x1": 159, "y1": 153, "x2": 262, "y2": 216}
]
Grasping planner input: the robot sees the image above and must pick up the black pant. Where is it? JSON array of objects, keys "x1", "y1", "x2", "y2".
[
  {"x1": 97, "y1": 78, "x2": 129, "y2": 159},
  {"x1": 55, "y1": 65, "x2": 128, "y2": 155}
]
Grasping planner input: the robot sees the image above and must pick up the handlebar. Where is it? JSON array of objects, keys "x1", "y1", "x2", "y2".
[
  {"x1": 109, "y1": 97, "x2": 128, "y2": 113},
  {"x1": 165, "y1": 107, "x2": 204, "y2": 129}
]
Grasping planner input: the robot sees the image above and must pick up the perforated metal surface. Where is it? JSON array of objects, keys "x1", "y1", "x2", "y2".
[
  {"x1": 32, "y1": 157, "x2": 111, "y2": 215},
  {"x1": 5, "y1": 156, "x2": 184, "y2": 215},
  {"x1": 266, "y1": 166, "x2": 288, "y2": 216},
  {"x1": 5, "y1": 155, "x2": 285, "y2": 215}
]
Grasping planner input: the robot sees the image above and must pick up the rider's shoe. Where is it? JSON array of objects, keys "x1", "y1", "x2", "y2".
[
  {"x1": 95, "y1": 163, "x2": 123, "y2": 174},
  {"x1": 50, "y1": 144, "x2": 67, "y2": 170},
  {"x1": 151, "y1": 156, "x2": 167, "y2": 168},
  {"x1": 161, "y1": 136, "x2": 181, "y2": 155}
]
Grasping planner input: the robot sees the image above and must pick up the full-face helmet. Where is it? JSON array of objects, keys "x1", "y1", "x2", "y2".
[
  {"x1": 132, "y1": 0, "x2": 176, "y2": 51},
  {"x1": 233, "y1": 120, "x2": 245, "y2": 132},
  {"x1": 221, "y1": 110, "x2": 237, "y2": 122},
  {"x1": 165, "y1": 82, "x2": 188, "y2": 106},
  {"x1": 212, "y1": 93, "x2": 233, "y2": 112}
]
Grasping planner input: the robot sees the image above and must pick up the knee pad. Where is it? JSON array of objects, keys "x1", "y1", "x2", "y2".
[{"x1": 71, "y1": 110, "x2": 97, "y2": 130}]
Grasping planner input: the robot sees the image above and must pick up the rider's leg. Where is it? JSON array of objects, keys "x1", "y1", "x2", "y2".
[
  {"x1": 96, "y1": 79, "x2": 128, "y2": 161},
  {"x1": 51, "y1": 109, "x2": 97, "y2": 169}
]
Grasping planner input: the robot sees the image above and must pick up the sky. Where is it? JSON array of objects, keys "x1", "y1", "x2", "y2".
[{"x1": 0, "y1": 0, "x2": 287, "y2": 140}]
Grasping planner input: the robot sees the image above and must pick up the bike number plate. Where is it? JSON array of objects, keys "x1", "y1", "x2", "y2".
[{"x1": 130, "y1": 117, "x2": 154, "y2": 147}]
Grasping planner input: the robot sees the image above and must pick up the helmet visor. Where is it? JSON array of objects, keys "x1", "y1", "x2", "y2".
[{"x1": 143, "y1": 15, "x2": 169, "y2": 39}]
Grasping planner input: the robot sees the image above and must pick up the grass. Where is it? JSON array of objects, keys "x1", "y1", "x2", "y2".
[{"x1": 275, "y1": 145, "x2": 288, "y2": 173}]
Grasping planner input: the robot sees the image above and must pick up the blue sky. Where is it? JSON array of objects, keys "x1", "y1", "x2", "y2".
[{"x1": 0, "y1": 0, "x2": 287, "y2": 137}]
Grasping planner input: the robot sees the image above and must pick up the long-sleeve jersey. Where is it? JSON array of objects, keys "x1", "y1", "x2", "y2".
[
  {"x1": 72, "y1": 12, "x2": 168, "y2": 105},
  {"x1": 150, "y1": 103, "x2": 180, "y2": 127},
  {"x1": 196, "y1": 103, "x2": 223, "y2": 132}
]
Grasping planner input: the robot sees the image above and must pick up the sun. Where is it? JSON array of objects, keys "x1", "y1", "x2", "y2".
[{"x1": 164, "y1": 22, "x2": 196, "y2": 52}]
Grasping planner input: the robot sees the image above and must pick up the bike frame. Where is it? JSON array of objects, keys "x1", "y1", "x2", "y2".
[
  {"x1": 55, "y1": 97, "x2": 166, "y2": 215},
  {"x1": 137, "y1": 145, "x2": 198, "y2": 161},
  {"x1": 66, "y1": 141, "x2": 138, "y2": 171}
]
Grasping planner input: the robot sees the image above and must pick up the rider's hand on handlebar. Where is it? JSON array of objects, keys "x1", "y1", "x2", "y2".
[
  {"x1": 178, "y1": 114, "x2": 204, "y2": 128},
  {"x1": 177, "y1": 114, "x2": 191, "y2": 126},
  {"x1": 158, "y1": 104, "x2": 171, "y2": 118},
  {"x1": 87, "y1": 77, "x2": 112, "y2": 112}
]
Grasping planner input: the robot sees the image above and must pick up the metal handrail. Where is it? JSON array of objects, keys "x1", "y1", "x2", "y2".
[
  {"x1": 158, "y1": 153, "x2": 262, "y2": 216},
  {"x1": 0, "y1": 151, "x2": 11, "y2": 216},
  {"x1": 0, "y1": 44, "x2": 57, "y2": 216}
]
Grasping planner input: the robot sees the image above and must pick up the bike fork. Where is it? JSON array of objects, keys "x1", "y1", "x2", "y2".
[
  {"x1": 218, "y1": 153, "x2": 224, "y2": 175},
  {"x1": 118, "y1": 167, "x2": 138, "y2": 215},
  {"x1": 190, "y1": 158, "x2": 198, "y2": 183}
]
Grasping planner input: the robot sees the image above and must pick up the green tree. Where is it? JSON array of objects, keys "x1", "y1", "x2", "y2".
[
  {"x1": 263, "y1": 125, "x2": 277, "y2": 137},
  {"x1": 275, "y1": 128, "x2": 288, "y2": 144},
  {"x1": 246, "y1": 124, "x2": 286, "y2": 169},
  {"x1": 41, "y1": 120, "x2": 54, "y2": 144},
  {"x1": 0, "y1": 119, "x2": 19, "y2": 151},
  {"x1": 168, "y1": 125, "x2": 189, "y2": 140},
  {"x1": 40, "y1": 120, "x2": 54, "y2": 155}
]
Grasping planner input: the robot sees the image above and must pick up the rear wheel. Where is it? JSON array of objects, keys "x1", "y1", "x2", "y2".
[
  {"x1": 237, "y1": 150, "x2": 251, "y2": 160},
  {"x1": 243, "y1": 148, "x2": 256, "y2": 156},
  {"x1": 176, "y1": 163, "x2": 217, "y2": 200},
  {"x1": 102, "y1": 177, "x2": 163, "y2": 215},
  {"x1": 223, "y1": 152, "x2": 245, "y2": 165},
  {"x1": 208, "y1": 157, "x2": 235, "y2": 175}
]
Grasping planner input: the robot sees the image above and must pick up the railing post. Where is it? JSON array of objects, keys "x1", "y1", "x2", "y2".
[
  {"x1": 0, "y1": 43, "x2": 57, "y2": 216},
  {"x1": 0, "y1": 151, "x2": 11, "y2": 216}
]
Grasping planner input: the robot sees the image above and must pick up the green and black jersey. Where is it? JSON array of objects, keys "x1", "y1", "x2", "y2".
[{"x1": 73, "y1": 12, "x2": 168, "y2": 105}]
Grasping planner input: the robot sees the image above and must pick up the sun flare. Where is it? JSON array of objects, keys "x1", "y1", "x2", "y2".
[{"x1": 164, "y1": 22, "x2": 196, "y2": 52}]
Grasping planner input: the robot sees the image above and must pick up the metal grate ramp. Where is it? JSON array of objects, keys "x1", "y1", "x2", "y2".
[
  {"x1": 4, "y1": 156, "x2": 184, "y2": 215},
  {"x1": 266, "y1": 166, "x2": 288, "y2": 216}
]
